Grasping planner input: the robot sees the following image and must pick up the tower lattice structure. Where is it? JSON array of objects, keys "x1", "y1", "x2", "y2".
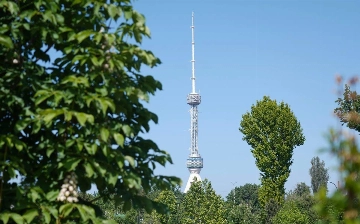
[{"x1": 184, "y1": 12, "x2": 203, "y2": 193}]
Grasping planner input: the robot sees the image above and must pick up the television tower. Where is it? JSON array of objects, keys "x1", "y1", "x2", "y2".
[{"x1": 184, "y1": 12, "x2": 203, "y2": 193}]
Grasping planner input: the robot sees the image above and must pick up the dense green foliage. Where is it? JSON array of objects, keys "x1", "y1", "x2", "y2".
[
  {"x1": 272, "y1": 200, "x2": 309, "y2": 224},
  {"x1": 239, "y1": 96, "x2": 305, "y2": 206},
  {"x1": 226, "y1": 183, "x2": 261, "y2": 214},
  {"x1": 180, "y1": 179, "x2": 226, "y2": 224},
  {"x1": 0, "y1": 0, "x2": 180, "y2": 223},
  {"x1": 310, "y1": 156, "x2": 329, "y2": 194},
  {"x1": 227, "y1": 203, "x2": 259, "y2": 224}
]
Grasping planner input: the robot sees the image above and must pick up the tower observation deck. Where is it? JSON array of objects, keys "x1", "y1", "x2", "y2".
[{"x1": 184, "y1": 12, "x2": 203, "y2": 193}]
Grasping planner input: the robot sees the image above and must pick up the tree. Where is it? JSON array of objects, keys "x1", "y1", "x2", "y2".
[
  {"x1": 180, "y1": 179, "x2": 226, "y2": 224},
  {"x1": 0, "y1": 0, "x2": 180, "y2": 223},
  {"x1": 239, "y1": 96, "x2": 305, "y2": 206},
  {"x1": 309, "y1": 156, "x2": 329, "y2": 194},
  {"x1": 334, "y1": 84, "x2": 360, "y2": 132},
  {"x1": 227, "y1": 203, "x2": 260, "y2": 224},
  {"x1": 260, "y1": 198, "x2": 281, "y2": 224},
  {"x1": 286, "y1": 183, "x2": 319, "y2": 222},
  {"x1": 152, "y1": 190, "x2": 178, "y2": 224},
  {"x1": 79, "y1": 192, "x2": 138, "y2": 224},
  {"x1": 289, "y1": 182, "x2": 311, "y2": 198},
  {"x1": 272, "y1": 200, "x2": 309, "y2": 224},
  {"x1": 226, "y1": 183, "x2": 261, "y2": 214}
]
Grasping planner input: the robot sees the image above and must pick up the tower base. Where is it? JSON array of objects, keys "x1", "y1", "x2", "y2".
[{"x1": 184, "y1": 173, "x2": 202, "y2": 193}]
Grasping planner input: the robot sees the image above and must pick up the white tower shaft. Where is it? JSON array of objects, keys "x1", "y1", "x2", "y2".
[
  {"x1": 185, "y1": 12, "x2": 203, "y2": 193},
  {"x1": 190, "y1": 106, "x2": 199, "y2": 156}
]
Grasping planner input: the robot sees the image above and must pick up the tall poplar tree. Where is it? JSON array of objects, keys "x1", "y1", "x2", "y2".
[
  {"x1": 309, "y1": 156, "x2": 329, "y2": 193},
  {"x1": 239, "y1": 96, "x2": 305, "y2": 206}
]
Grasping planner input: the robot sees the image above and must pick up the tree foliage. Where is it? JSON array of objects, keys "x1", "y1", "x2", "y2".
[
  {"x1": 0, "y1": 0, "x2": 180, "y2": 223},
  {"x1": 152, "y1": 190, "x2": 178, "y2": 224},
  {"x1": 309, "y1": 156, "x2": 329, "y2": 194},
  {"x1": 289, "y1": 182, "x2": 312, "y2": 198},
  {"x1": 287, "y1": 182, "x2": 319, "y2": 222},
  {"x1": 272, "y1": 200, "x2": 310, "y2": 224},
  {"x1": 239, "y1": 96, "x2": 305, "y2": 206},
  {"x1": 180, "y1": 179, "x2": 226, "y2": 224},
  {"x1": 334, "y1": 84, "x2": 360, "y2": 133},
  {"x1": 227, "y1": 203, "x2": 259, "y2": 224},
  {"x1": 226, "y1": 183, "x2": 261, "y2": 214}
]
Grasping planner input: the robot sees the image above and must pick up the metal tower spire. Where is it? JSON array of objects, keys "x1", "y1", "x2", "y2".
[
  {"x1": 191, "y1": 12, "x2": 196, "y2": 94},
  {"x1": 184, "y1": 12, "x2": 203, "y2": 193}
]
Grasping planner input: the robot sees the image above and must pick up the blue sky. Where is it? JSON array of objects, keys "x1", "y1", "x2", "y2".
[{"x1": 129, "y1": 0, "x2": 360, "y2": 197}]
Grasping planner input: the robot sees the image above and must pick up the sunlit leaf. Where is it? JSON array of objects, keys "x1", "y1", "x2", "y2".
[
  {"x1": 100, "y1": 128, "x2": 109, "y2": 142},
  {"x1": 0, "y1": 34, "x2": 14, "y2": 49},
  {"x1": 76, "y1": 30, "x2": 94, "y2": 43},
  {"x1": 113, "y1": 133, "x2": 124, "y2": 147}
]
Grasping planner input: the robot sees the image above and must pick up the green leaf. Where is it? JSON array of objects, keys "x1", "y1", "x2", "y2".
[
  {"x1": 124, "y1": 9, "x2": 132, "y2": 20},
  {"x1": 124, "y1": 155, "x2": 135, "y2": 168},
  {"x1": 0, "y1": 34, "x2": 14, "y2": 49},
  {"x1": 83, "y1": 162, "x2": 94, "y2": 177},
  {"x1": 9, "y1": 213, "x2": 24, "y2": 224},
  {"x1": 117, "y1": 160, "x2": 123, "y2": 169},
  {"x1": 47, "y1": 206, "x2": 58, "y2": 219},
  {"x1": 90, "y1": 56, "x2": 100, "y2": 66},
  {"x1": 42, "y1": 109, "x2": 63, "y2": 123},
  {"x1": 59, "y1": 203, "x2": 75, "y2": 217},
  {"x1": 53, "y1": 92, "x2": 63, "y2": 106},
  {"x1": 42, "y1": 207, "x2": 51, "y2": 223},
  {"x1": 113, "y1": 133, "x2": 124, "y2": 147},
  {"x1": 4, "y1": 1, "x2": 19, "y2": 14},
  {"x1": 23, "y1": 23, "x2": 30, "y2": 30},
  {"x1": 80, "y1": 205, "x2": 96, "y2": 220},
  {"x1": 55, "y1": 14, "x2": 64, "y2": 24},
  {"x1": 35, "y1": 93, "x2": 52, "y2": 106},
  {"x1": 61, "y1": 157, "x2": 82, "y2": 171},
  {"x1": 40, "y1": 205, "x2": 58, "y2": 222},
  {"x1": 76, "y1": 205, "x2": 89, "y2": 221},
  {"x1": 100, "y1": 128, "x2": 109, "y2": 142},
  {"x1": 5, "y1": 136, "x2": 13, "y2": 148},
  {"x1": 46, "y1": 148, "x2": 55, "y2": 157},
  {"x1": 74, "y1": 112, "x2": 93, "y2": 126},
  {"x1": 108, "y1": 172, "x2": 118, "y2": 186},
  {"x1": 98, "y1": 98, "x2": 115, "y2": 115},
  {"x1": 71, "y1": 0, "x2": 82, "y2": 6},
  {"x1": 122, "y1": 125, "x2": 132, "y2": 136},
  {"x1": 107, "y1": 4, "x2": 118, "y2": 18},
  {"x1": 76, "y1": 140, "x2": 84, "y2": 151},
  {"x1": 0, "y1": 212, "x2": 10, "y2": 223},
  {"x1": 64, "y1": 110, "x2": 73, "y2": 121},
  {"x1": 0, "y1": 25, "x2": 9, "y2": 34},
  {"x1": 32, "y1": 120, "x2": 41, "y2": 133},
  {"x1": 84, "y1": 143, "x2": 97, "y2": 155},
  {"x1": 75, "y1": 30, "x2": 94, "y2": 43},
  {"x1": 66, "y1": 139, "x2": 75, "y2": 148},
  {"x1": 22, "y1": 209, "x2": 39, "y2": 223},
  {"x1": 46, "y1": 190, "x2": 58, "y2": 201},
  {"x1": 13, "y1": 139, "x2": 25, "y2": 151}
]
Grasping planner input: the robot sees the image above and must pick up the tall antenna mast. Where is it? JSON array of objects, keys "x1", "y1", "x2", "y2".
[
  {"x1": 191, "y1": 12, "x2": 196, "y2": 93},
  {"x1": 185, "y1": 12, "x2": 203, "y2": 193}
]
